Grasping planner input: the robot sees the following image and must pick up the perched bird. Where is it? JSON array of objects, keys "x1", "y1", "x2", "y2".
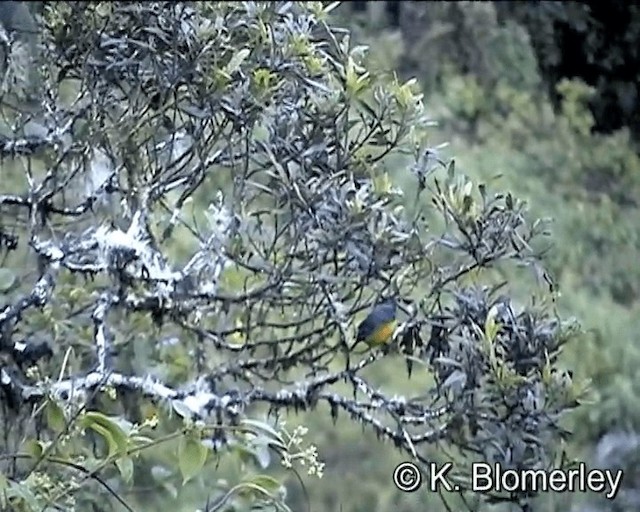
[{"x1": 355, "y1": 298, "x2": 397, "y2": 347}]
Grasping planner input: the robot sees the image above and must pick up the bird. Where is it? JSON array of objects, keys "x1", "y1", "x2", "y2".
[{"x1": 355, "y1": 298, "x2": 398, "y2": 348}]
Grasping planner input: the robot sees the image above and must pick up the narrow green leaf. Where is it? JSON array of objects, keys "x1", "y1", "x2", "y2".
[
  {"x1": 226, "y1": 48, "x2": 250, "y2": 74},
  {"x1": 163, "y1": 482, "x2": 178, "y2": 499},
  {"x1": 323, "y1": 1, "x2": 341, "y2": 14},
  {"x1": 484, "y1": 305, "x2": 500, "y2": 343},
  {"x1": 89, "y1": 423, "x2": 119, "y2": 458},
  {"x1": 116, "y1": 456, "x2": 134, "y2": 484},
  {"x1": 433, "y1": 356, "x2": 463, "y2": 368},
  {"x1": 0, "y1": 472, "x2": 8, "y2": 508},
  {"x1": 447, "y1": 159, "x2": 456, "y2": 181}
]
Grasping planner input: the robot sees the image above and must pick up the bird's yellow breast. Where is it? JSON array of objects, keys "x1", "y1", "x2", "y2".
[{"x1": 366, "y1": 320, "x2": 396, "y2": 346}]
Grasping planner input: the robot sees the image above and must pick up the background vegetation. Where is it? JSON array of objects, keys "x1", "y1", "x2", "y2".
[{"x1": 0, "y1": 2, "x2": 638, "y2": 511}]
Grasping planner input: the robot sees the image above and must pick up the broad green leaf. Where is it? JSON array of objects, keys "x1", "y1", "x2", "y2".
[
  {"x1": 172, "y1": 399, "x2": 193, "y2": 420},
  {"x1": 243, "y1": 474, "x2": 281, "y2": 494},
  {"x1": 178, "y1": 435, "x2": 208, "y2": 484},
  {"x1": 0, "y1": 268, "x2": 16, "y2": 293},
  {"x1": 236, "y1": 481, "x2": 276, "y2": 500},
  {"x1": 46, "y1": 400, "x2": 66, "y2": 433},
  {"x1": 23, "y1": 439, "x2": 44, "y2": 459},
  {"x1": 80, "y1": 412, "x2": 129, "y2": 455},
  {"x1": 252, "y1": 441, "x2": 271, "y2": 469},
  {"x1": 240, "y1": 418, "x2": 286, "y2": 448},
  {"x1": 251, "y1": 124, "x2": 269, "y2": 142}
]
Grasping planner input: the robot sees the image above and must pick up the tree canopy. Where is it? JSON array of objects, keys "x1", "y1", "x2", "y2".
[{"x1": 0, "y1": 3, "x2": 582, "y2": 511}]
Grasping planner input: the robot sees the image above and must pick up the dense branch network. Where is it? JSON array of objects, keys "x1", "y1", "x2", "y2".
[{"x1": 0, "y1": 2, "x2": 578, "y2": 506}]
